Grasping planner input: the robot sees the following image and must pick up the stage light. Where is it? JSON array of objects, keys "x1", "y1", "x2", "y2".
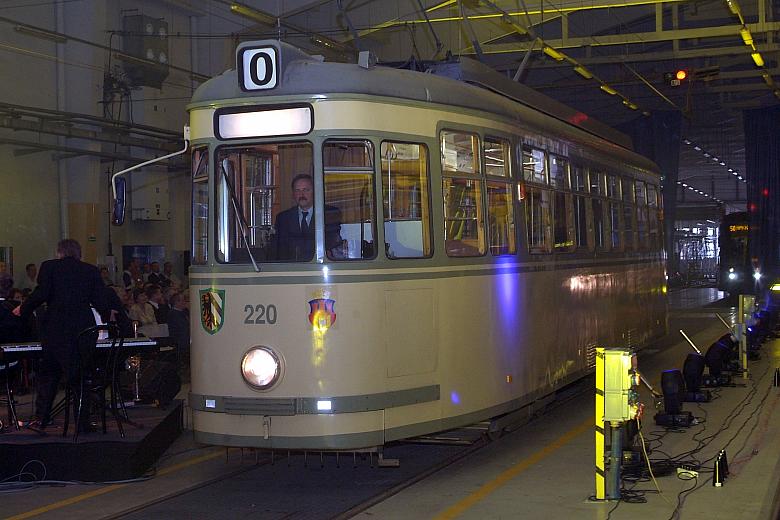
[
  {"x1": 705, "y1": 341, "x2": 731, "y2": 378},
  {"x1": 683, "y1": 353, "x2": 710, "y2": 402},
  {"x1": 660, "y1": 370, "x2": 685, "y2": 414},
  {"x1": 740, "y1": 26, "x2": 753, "y2": 47},
  {"x1": 752, "y1": 52, "x2": 765, "y2": 67}
]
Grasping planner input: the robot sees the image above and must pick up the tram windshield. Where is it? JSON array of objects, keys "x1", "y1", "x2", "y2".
[{"x1": 216, "y1": 142, "x2": 319, "y2": 263}]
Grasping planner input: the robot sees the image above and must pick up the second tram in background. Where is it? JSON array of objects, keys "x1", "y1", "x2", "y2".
[
  {"x1": 185, "y1": 40, "x2": 667, "y2": 450},
  {"x1": 717, "y1": 211, "x2": 752, "y2": 293}
]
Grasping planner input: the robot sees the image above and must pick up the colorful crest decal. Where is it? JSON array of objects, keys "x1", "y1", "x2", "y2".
[
  {"x1": 308, "y1": 298, "x2": 336, "y2": 331},
  {"x1": 200, "y1": 288, "x2": 225, "y2": 335}
]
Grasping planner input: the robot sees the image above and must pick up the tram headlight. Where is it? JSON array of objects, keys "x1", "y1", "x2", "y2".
[{"x1": 241, "y1": 346, "x2": 282, "y2": 390}]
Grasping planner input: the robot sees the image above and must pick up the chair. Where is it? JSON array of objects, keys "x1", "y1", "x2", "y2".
[
  {"x1": 62, "y1": 324, "x2": 126, "y2": 441},
  {"x1": 0, "y1": 357, "x2": 20, "y2": 431}
]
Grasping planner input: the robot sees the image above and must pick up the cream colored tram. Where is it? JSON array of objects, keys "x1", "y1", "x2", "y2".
[{"x1": 187, "y1": 40, "x2": 667, "y2": 449}]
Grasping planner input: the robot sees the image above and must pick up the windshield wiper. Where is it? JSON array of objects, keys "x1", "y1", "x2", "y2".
[{"x1": 220, "y1": 158, "x2": 260, "y2": 272}]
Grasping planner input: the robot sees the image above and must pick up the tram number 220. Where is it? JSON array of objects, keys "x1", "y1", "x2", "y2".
[{"x1": 243, "y1": 304, "x2": 278, "y2": 325}]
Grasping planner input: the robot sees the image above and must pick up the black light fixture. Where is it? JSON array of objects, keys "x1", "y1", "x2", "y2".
[
  {"x1": 704, "y1": 341, "x2": 732, "y2": 386},
  {"x1": 682, "y1": 353, "x2": 710, "y2": 402},
  {"x1": 655, "y1": 369, "x2": 694, "y2": 427}
]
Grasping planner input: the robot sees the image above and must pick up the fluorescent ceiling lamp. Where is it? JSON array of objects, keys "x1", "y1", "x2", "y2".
[
  {"x1": 740, "y1": 27, "x2": 753, "y2": 46},
  {"x1": 543, "y1": 46, "x2": 565, "y2": 61},
  {"x1": 218, "y1": 107, "x2": 312, "y2": 139},
  {"x1": 600, "y1": 84, "x2": 617, "y2": 95},
  {"x1": 14, "y1": 25, "x2": 67, "y2": 43},
  {"x1": 573, "y1": 65, "x2": 593, "y2": 79},
  {"x1": 752, "y1": 52, "x2": 765, "y2": 67},
  {"x1": 231, "y1": 3, "x2": 277, "y2": 25}
]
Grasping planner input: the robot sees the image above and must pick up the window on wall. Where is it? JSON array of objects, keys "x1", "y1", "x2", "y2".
[
  {"x1": 526, "y1": 187, "x2": 551, "y2": 253},
  {"x1": 382, "y1": 142, "x2": 432, "y2": 259},
  {"x1": 191, "y1": 147, "x2": 209, "y2": 265},
  {"x1": 522, "y1": 146, "x2": 547, "y2": 184},
  {"x1": 571, "y1": 165, "x2": 588, "y2": 248},
  {"x1": 442, "y1": 131, "x2": 484, "y2": 257},
  {"x1": 323, "y1": 140, "x2": 376, "y2": 260}
]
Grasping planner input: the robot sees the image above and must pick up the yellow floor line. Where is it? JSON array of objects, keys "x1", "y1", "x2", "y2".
[
  {"x1": 433, "y1": 418, "x2": 592, "y2": 520},
  {"x1": 4, "y1": 450, "x2": 223, "y2": 520}
]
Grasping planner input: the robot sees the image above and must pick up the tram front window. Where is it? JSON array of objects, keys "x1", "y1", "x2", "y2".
[{"x1": 216, "y1": 142, "x2": 316, "y2": 263}]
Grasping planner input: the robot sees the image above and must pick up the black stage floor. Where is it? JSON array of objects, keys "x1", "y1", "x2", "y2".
[{"x1": 0, "y1": 401, "x2": 182, "y2": 482}]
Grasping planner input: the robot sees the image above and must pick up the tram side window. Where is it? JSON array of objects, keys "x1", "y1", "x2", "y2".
[
  {"x1": 621, "y1": 177, "x2": 636, "y2": 251},
  {"x1": 526, "y1": 187, "x2": 551, "y2": 253},
  {"x1": 553, "y1": 191, "x2": 574, "y2": 250},
  {"x1": 192, "y1": 147, "x2": 209, "y2": 265},
  {"x1": 442, "y1": 131, "x2": 485, "y2": 257},
  {"x1": 607, "y1": 174, "x2": 621, "y2": 250},
  {"x1": 549, "y1": 154, "x2": 568, "y2": 189},
  {"x1": 590, "y1": 171, "x2": 607, "y2": 251},
  {"x1": 635, "y1": 180, "x2": 648, "y2": 249},
  {"x1": 647, "y1": 185, "x2": 660, "y2": 249},
  {"x1": 216, "y1": 142, "x2": 314, "y2": 263},
  {"x1": 381, "y1": 142, "x2": 432, "y2": 258},
  {"x1": 323, "y1": 140, "x2": 376, "y2": 260},
  {"x1": 571, "y1": 165, "x2": 588, "y2": 249},
  {"x1": 484, "y1": 138, "x2": 510, "y2": 177},
  {"x1": 522, "y1": 146, "x2": 547, "y2": 184},
  {"x1": 484, "y1": 138, "x2": 514, "y2": 255},
  {"x1": 487, "y1": 181, "x2": 515, "y2": 255}
]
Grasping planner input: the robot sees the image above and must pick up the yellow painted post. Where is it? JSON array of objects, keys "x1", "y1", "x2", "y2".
[
  {"x1": 738, "y1": 295, "x2": 750, "y2": 378},
  {"x1": 595, "y1": 347, "x2": 605, "y2": 500}
]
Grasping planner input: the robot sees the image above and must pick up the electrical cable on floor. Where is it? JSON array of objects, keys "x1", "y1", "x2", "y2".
[{"x1": 637, "y1": 417, "x2": 670, "y2": 504}]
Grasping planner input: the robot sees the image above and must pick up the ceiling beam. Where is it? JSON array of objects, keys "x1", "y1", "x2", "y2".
[
  {"x1": 0, "y1": 137, "x2": 184, "y2": 167},
  {"x1": 473, "y1": 21, "x2": 780, "y2": 55}
]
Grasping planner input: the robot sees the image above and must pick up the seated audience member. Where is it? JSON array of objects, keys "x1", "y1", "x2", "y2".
[
  {"x1": 0, "y1": 277, "x2": 30, "y2": 342},
  {"x1": 102, "y1": 285, "x2": 133, "y2": 337},
  {"x1": 18, "y1": 263, "x2": 37, "y2": 291},
  {"x1": 129, "y1": 288, "x2": 156, "y2": 326},
  {"x1": 147, "y1": 262, "x2": 163, "y2": 285},
  {"x1": 146, "y1": 284, "x2": 169, "y2": 324},
  {"x1": 9, "y1": 288, "x2": 24, "y2": 303},
  {"x1": 167, "y1": 291, "x2": 190, "y2": 362},
  {"x1": 163, "y1": 261, "x2": 181, "y2": 289},
  {"x1": 99, "y1": 266, "x2": 112, "y2": 286}
]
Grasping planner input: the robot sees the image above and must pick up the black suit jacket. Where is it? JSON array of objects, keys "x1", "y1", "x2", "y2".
[
  {"x1": 273, "y1": 205, "x2": 342, "y2": 261},
  {"x1": 21, "y1": 257, "x2": 108, "y2": 350}
]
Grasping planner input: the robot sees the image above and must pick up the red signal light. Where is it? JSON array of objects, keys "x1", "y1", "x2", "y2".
[
  {"x1": 763, "y1": 188, "x2": 769, "y2": 197},
  {"x1": 676, "y1": 70, "x2": 687, "y2": 81}
]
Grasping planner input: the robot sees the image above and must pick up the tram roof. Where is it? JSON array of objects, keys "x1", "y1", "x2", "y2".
[{"x1": 191, "y1": 40, "x2": 653, "y2": 172}]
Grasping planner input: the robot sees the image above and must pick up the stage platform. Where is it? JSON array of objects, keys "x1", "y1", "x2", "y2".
[{"x1": 0, "y1": 402, "x2": 182, "y2": 482}]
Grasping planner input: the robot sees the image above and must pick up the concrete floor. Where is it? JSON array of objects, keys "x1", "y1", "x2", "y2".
[
  {"x1": 359, "y1": 288, "x2": 780, "y2": 520},
  {"x1": 3, "y1": 288, "x2": 780, "y2": 520}
]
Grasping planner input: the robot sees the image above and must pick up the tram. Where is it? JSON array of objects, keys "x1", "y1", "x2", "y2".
[
  {"x1": 717, "y1": 211, "x2": 752, "y2": 293},
  {"x1": 185, "y1": 40, "x2": 667, "y2": 450}
]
